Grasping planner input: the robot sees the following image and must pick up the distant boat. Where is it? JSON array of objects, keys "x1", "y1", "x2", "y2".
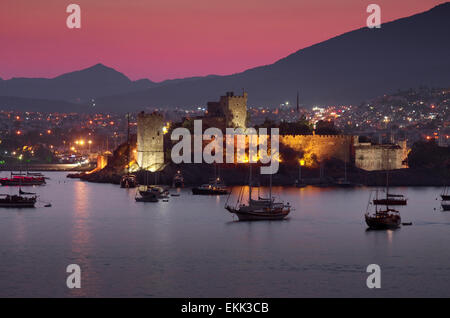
[
  {"x1": 0, "y1": 173, "x2": 46, "y2": 186},
  {"x1": 365, "y1": 169, "x2": 404, "y2": 229},
  {"x1": 139, "y1": 185, "x2": 169, "y2": 199},
  {"x1": 365, "y1": 207, "x2": 401, "y2": 229},
  {"x1": 373, "y1": 193, "x2": 407, "y2": 206},
  {"x1": 334, "y1": 178, "x2": 354, "y2": 188},
  {"x1": 0, "y1": 192, "x2": 36, "y2": 208},
  {"x1": 192, "y1": 178, "x2": 229, "y2": 195},
  {"x1": 135, "y1": 170, "x2": 161, "y2": 203},
  {"x1": 365, "y1": 190, "x2": 402, "y2": 229},
  {"x1": 372, "y1": 171, "x2": 407, "y2": 206},
  {"x1": 135, "y1": 192, "x2": 158, "y2": 202},
  {"x1": 225, "y1": 164, "x2": 291, "y2": 221},
  {"x1": 441, "y1": 186, "x2": 450, "y2": 211}
]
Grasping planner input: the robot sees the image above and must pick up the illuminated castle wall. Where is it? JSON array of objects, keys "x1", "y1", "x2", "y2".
[
  {"x1": 280, "y1": 134, "x2": 354, "y2": 167},
  {"x1": 136, "y1": 111, "x2": 165, "y2": 171},
  {"x1": 354, "y1": 140, "x2": 408, "y2": 171}
]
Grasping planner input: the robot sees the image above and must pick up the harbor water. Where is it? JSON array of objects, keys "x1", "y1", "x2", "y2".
[{"x1": 0, "y1": 172, "x2": 449, "y2": 297}]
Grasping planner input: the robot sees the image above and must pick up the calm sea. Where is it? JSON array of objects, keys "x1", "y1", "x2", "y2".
[{"x1": 0, "y1": 172, "x2": 449, "y2": 297}]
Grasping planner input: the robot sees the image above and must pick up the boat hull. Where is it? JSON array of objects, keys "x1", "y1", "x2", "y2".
[
  {"x1": 0, "y1": 202, "x2": 36, "y2": 208},
  {"x1": 0, "y1": 180, "x2": 45, "y2": 186},
  {"x1": 226, "y1": 207, "x2": 290, "y2": 221},
  {"x1": 373, "y1": 199, "x2": 407, "y2": 206},
  {"x1": 365, "y1": 214, "x2": 401, "y2": 229},
  {"x1": 192, "y1": 188, "x2": 229, "y2": 195},
  {"x1": 135, "y1": 195, "x2": 158, "y2": 202}
]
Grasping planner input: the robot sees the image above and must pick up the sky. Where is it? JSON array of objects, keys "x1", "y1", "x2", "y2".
[{"x1": 0, "y1": 0, "x2": 447, "y2": 82}]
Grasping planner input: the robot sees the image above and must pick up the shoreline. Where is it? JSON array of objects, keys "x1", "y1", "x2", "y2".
[{"x1": 66, "y1": 162, "x2": 449, "y2": 187}]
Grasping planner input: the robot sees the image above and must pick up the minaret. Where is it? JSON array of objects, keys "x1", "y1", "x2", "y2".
[{"x1": 296, "y1": 90, "x2": 300, "y2": 113}]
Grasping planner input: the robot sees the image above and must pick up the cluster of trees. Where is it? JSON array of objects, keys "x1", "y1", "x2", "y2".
[{"x1": 408, "y1": 140, "x2": 450, "y2": 170}]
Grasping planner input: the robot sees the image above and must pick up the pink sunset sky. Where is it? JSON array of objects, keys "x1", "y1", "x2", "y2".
[{"x1": 0, "y1": 0, "x2": 447, "y2": 82}]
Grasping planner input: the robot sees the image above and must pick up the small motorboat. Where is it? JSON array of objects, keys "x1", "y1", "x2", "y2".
[{"x1": 192, "y1": 178, "x2": 229, "y2": 195}]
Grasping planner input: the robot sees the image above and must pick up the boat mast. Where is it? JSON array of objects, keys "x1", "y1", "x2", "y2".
[
  {"x1": 249, "y1": 163, "x2": 252, "y2": 203},
  {"x1": 126, "y1": 113, "x2": 130, "y2": 174},
  {"x1": 269, "y1": 173, "x2": 273, "y2": 209}
]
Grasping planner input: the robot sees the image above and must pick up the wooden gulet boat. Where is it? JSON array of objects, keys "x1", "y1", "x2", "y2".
[
  {"x1": 1, "y1": 172, "x2": 46, "y2": 186},
  {"x1": 0, "y1": 186, "x2": 37, "y2": 208},
  {"x1": 225, "y1": 164, "x2": 291, "y2": 221}
]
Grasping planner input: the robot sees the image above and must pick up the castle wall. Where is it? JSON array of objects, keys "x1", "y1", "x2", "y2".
[
  {"x1": 355, "y1": 144, "x2": 407, "y2": 171},
  {"x1": 137, "y1": 112, "x2": 165, "y2": 171},
  {"x1": 280, "y1": 135, "x2": 354, "y2": 167}
]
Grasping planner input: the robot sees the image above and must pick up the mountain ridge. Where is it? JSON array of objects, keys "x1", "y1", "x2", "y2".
[{"x1": 1, "y1": 2, "x2": 449, "y2": 112}]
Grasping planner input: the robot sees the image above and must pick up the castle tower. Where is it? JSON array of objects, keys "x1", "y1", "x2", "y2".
[
  {"x1": 136, "y1": 111, "x2": 165, "y2": 171},
  {"x1": 220, "y1": 91, "x2": 247, "y2": 128}
]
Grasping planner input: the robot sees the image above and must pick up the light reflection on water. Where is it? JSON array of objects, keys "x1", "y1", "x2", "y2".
[{"x1": 0, "y1": 172, "x2": 449, "y2": 297}]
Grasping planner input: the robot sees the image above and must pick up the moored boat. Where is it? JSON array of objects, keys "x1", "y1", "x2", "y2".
[
  {"x1": 225, "y1": 165, "x2": 290, "y2": 221},
  {"x1": 373, "y1": 193, "x2": 407, "y2": 206},
  {"x1": 0, "y1": 175, "x2": 46, "y2": 186},
  {"x1": 139, "y1": 185, "x2": 169, "y2": 198},
  {"x1": 192, "y1": 178, "x2": 229, "y2": 195},
  {"x1": 441, "y1": 186, "x2": 450, "y2": 211},
  {"x1": 365, "y1": 208, "x2": 401, "y2": 229},
  {"x1": 0, "y1": 193, "x2": 37, "y2": 208}
]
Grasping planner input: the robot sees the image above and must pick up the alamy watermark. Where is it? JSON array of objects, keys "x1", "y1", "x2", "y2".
[{"x1": 170, "y1": 120, "x2": 280, "y2": 175}]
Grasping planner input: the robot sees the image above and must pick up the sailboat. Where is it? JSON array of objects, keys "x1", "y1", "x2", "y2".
[
  {"x1": 441, "y1": 186, "x2": 450, "y2": 211},
  {"x1": 121, "y1": 113, "x2": 138, "y2": 188},
  {"x1": 365, "y1": 193, "x2": 401, "y2": 229},
  {"x1": 135, "y1": 171, "x2": 159, "y2": 202},
  {"x1": 225, "y1": 164, "x2": 291, "y2": 221},
  {"x1": 0, "y1": 178, "x2": 37, "y2": 208},
  {"x1": 365, "y1": 171, "x2": 403, "y2": 229}
]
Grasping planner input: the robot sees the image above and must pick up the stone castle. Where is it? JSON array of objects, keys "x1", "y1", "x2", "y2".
[{"x1": 135, "y1": 92, "x2": 408, "y2": 172}]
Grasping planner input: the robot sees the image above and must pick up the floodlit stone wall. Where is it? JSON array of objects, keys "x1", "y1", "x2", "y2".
[{"x1": 136, "y1": 112, "x2": 165, "y2": 171}]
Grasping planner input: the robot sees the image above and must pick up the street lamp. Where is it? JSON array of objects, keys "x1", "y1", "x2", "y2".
[{"x1": 298, "y1": 158, "x2": 305, "y2": 183}]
